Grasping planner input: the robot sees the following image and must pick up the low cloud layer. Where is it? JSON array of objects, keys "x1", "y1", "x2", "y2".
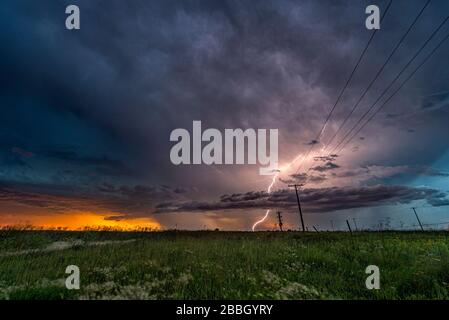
[
  {"x1": 0, "y1": 180, "x2": 188, "y2": 217},
  {"x1": 280, "y1": 164, "x2": 449, "y2": 187},
  {"x1": 155, "y1": 184, "x2": 449, "y2": 214}
]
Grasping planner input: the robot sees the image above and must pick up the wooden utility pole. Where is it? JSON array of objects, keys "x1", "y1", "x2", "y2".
[
  {"x1": 288, "y1": 184, "x2": 306, "y2": 232},
  {"x1": 346, "y1": 219, "x2": 353, "y2": 235},
  {"x1": 412, "y1": 207, "x2": 424, "y2": 231},
  {"x1": 276, "y1": 211, "x2": 283, "y2": 232}
]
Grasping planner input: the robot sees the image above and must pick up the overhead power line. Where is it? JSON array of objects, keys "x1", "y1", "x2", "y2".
[
  {"x1": 294, "y1": 0, "x2": 393, "y2": 173},
  {"x1": 337, "y1": 29, "x2": 449, "y2": 154},
  {"x1": 323, "y1": 0, "x2": 431, "y2": 154},
  {"x1": 332, "y1": 15, "x2": 449, "y2": 154}
]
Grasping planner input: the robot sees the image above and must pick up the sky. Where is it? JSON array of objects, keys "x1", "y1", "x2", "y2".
[{"x1": 1, "y1": 0, "x2": 449, "y2": 231}]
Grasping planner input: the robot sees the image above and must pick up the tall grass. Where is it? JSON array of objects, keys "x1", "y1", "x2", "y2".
[{"x1": 0, "y1": 231, "x2": 448, "y2": 299}]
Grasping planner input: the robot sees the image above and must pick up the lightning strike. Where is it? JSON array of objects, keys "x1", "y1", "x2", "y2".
[{"x1": 251, "y1": 153, "x2": 304, "y2": 231}]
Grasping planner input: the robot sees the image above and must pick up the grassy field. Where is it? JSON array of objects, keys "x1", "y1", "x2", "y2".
[{"x1": 0, "y1": 230, "x2": 448, "y2": 300}]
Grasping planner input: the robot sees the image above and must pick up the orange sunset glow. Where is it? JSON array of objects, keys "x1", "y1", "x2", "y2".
[{"x1": 0, "y1": 212, "x2": 161, "y2": 231}]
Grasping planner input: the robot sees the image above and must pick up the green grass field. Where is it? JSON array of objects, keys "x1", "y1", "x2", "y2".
[{"x1": 0, "y1": 230, "x2": 448, "y2": 300}]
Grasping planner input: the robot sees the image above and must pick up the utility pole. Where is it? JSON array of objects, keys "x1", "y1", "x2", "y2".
[
  {"x1": 313, "y1": 226, "x2": 319, "y2": 232},
  {"x1": 330, "y1": 220, "x2": 334, "y2": 232},
  {"x1": 276, "y1": 211, "x2": 283, "y2": 232},
  {"x1": 346, "y1": 219, "x2": 353, "y2": 235},
  {"x1": 412, "y1": 207, "x2": 424, "y2": 231},
  {"x1": 288, "y1": 184, "x2": 306, "y2": 232}
]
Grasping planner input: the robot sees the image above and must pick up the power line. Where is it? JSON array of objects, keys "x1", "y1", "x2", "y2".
[
  {"x1": 331, "y1": 15, "x2": 449, "y2": 154},
  {"x1": 294, "y1": 0, "x2": 393, "y2": 173},
  {"x1": 322, "y1": 0, "x2": 431, "y2": 155},
  {"x1": 337, "y1": 30, "x2": 449, "y2": 154}
]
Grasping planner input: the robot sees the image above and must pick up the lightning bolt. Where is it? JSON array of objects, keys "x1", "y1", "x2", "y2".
[
  {"x1": 251, "y1": 209, "x2": 271, "y2": 231},
  {"x1": 251, "y1": 153, "x2": 304, "y2": 231},
  {"x1": 251, "y1": 120, "x2": 331, "y2": 231}
]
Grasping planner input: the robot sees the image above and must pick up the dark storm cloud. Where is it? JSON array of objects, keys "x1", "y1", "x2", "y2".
[
  {"x1": 313, "y1": 155, "x2": 339, "y2": 162},
  {"x1": 40, "y1": 149, "x2": 135, "y2": 177},
  {"x1": 334, "y1": 165, "x2": 449, "y2": 179},
  {"x1": 421, "y1": 90, "x2": 449, "y2": 110},
  {"x1": 311, "y1": 161, "x2": 340, "y2": 172},
  {"x1": 279, "y1": 173, "x2": 307, "y2": 185},
  {"x1": 280, "y1": 172, "x2": 327, "y2": 185},
  {"x1": 415, "y1": 167, "x2": 449, "y2": 177},
  {"x1": 2, "y1": 0, "x2": 448, "y2": 177},
  {"x1": 11, "y1": 147, "x2": 34, "y2": 158},
  {"x1": 0, "y1": 179, "x2": 187, "y2": 215},
  {"x1": 154, "y1": 184, "x2": 449, "y2": 214},
  {"x1": 0, "y1": 183, "x2": 85, "y2": 211},
  {"x1": 0, "y1": 1, "x2": 411, "y2": 168},
  {"x1": 103, "y1": 215, "x2": 129, "y2": 221},
  {"x1": 305, "y1": 140, "x2": 319, "y2": 146},
  {"x1": 97, "y1": 182, "x2": 189, "y2": 200},
  {"x1": 307, "y1": 174, "x2": 328, "y2": 184},
  {"x1": 279, "y1": 164, "x2": 449, "y2": 187},
  {"x1": 429, "y1": 198, "x2": 449, "y2": 207},
  {"x1": 1, "y1": 153, "x2": 30, "y2": 168},
  {"x1": 1, "y1": 0, "x2": 449, "y2": 229}
]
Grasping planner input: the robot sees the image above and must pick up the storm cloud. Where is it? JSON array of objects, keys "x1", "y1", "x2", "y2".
[
  {"x1": 1, "y1": 0, "x2": 449, "y2": 229},
  {"x1": 154, "y1": 184, "x2": 449, "y2": 214}
]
